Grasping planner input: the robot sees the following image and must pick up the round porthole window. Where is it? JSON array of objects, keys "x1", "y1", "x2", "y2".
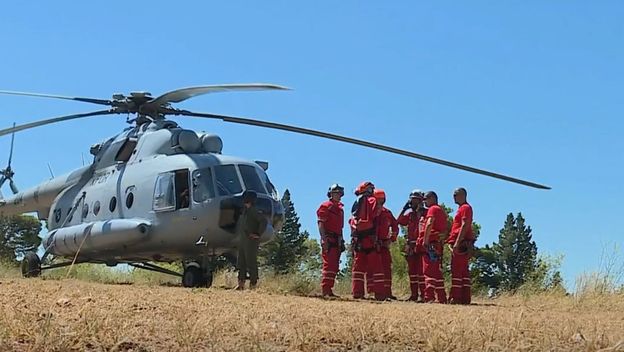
[
  {"x1": 109, "y1": 196, "x2": 117, "y2": 212},
  {"x1": 126, "y1": 192, "x2": 134, "y2": 209},
  {"x1": 82, "y1": 203, "x2": 89, "y2": 218},
  {"x1": 93, "y1": 201, "x2": 101, "y2": 216}
]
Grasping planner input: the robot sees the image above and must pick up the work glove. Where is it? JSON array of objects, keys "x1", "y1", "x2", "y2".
[{"x1": 340, "y1": 239, "x2": 346, "y2": 253}]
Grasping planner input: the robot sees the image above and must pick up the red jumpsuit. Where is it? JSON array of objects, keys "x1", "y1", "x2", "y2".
[
  {"x1": 419, "y1": 204, "x2": 448, "y2": 303},
  {"x1": 317, "y1": 199, "x2": 344, "y2": 296},
  {"x1": 397, "y1": 208, "x2": 426, "y2": 300},
  {"x1": 350, "y1": 195, "x2": 384, "y2": 300},
  {"x1": 447, "y1": 202, "x2": 474, "y2": 304},
  {"x1": 370, "y1": 207, "x2": 398, "y2": 297}
]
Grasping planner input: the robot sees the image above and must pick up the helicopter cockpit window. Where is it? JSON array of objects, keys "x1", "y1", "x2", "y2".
[
  {"x1": 153, "y1": 172, "x2": 176, "y2": 211},
  {"x1": 263, "y1": 173, "x2": 279, "y2": 199},
  {"x1": 238, "y1": 165, "x2": 267, "y2": 194},
  {"x1": 214, "y1": 165, "x2": 243, "y2": 196},
  {"x1": 192, "y1": 168, "x2": 216, "y2": 203}
]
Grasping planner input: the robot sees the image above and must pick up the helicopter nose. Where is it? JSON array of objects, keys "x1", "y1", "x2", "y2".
[
  {"x1": 271, "y1": 199, "x2": 285, "y2": 231},
  {"x1": 259, "y1": 222, "x2": 275, "y2": 243}
]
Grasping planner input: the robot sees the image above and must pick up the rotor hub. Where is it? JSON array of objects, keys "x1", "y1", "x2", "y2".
[{"x1": 1, "y1": 168, "x2": 13, "y2": 178}]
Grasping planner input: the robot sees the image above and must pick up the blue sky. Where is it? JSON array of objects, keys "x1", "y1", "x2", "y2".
[{"x1": 0, "y1": 1, "x2": 622, "y2": 288}]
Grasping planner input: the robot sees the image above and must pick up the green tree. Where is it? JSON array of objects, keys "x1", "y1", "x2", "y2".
[
  {"x1": 300, "y1": 238, "x2": 322, "y2": 278},
  {"x1": 339, "y1": 244, "x2": 353, "y2": 278},
  {"x1": 473, "y1": 212, "x2": 538, "y2": 292},
  {"x1": 471, "y1": 244, "x2": 501, "y2": 292},
  {"x1": 525, "y1": 254, "x2": 565, "y2": 293},
  {"x1": 259, "y1": 189, "x2": 309, "y2": 274},
  {"x1": 0, "y1": 215, "x2": 42, "y2": 262}
]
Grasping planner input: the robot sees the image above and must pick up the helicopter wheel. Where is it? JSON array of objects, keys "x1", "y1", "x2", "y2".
[
  {"x1": 21, "y1": 252, "x2": 41, "y2": 278},
  {"x1": 182, "y1": 266, "x2": 212, "y2": 288}
]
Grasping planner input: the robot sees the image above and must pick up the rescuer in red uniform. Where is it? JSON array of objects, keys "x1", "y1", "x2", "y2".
[
  {"x1": 421, "y1": 191, "x2": 448, "y2": 303},
  {"x1": 372, "y1": 189, "x2": 399, "y2": 299},
  {"x1": 397, "y1": 190, "x2": 427, "y2": 301},
  {"x1": 317, "y1": 184, "x2": 345, "y2": 298},
  {"x1": 350, "y1": 181, "x2": 384, "y2": 300},
  {"x1": 447, "y1": 187, "x2": 475, "y2": 304}
]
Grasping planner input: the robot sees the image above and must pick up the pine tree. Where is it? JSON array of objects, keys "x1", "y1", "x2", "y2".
[
  {"x1": 496, "y1": 213, "x2": 538, "y2": 290},
  {"x1": 473, "y1": 212, "x2": 538, "y2": 292},
  {"x1": 259, "y1": 189, "x2": 309, "y2": 274}
]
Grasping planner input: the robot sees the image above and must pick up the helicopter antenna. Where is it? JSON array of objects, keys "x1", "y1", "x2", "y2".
[
  {"x1": 81, "y1": 153, "x2": 85, "y2": 166},
  {"x1": 47, "y1": 163, "x2": 55, "y2": 179}
]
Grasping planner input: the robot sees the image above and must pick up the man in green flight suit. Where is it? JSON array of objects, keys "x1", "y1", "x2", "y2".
[{"x1": 236, "y1": 190, "x2": 265, "y2": 290}]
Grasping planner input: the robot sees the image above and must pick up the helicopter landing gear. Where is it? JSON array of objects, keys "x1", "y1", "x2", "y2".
[
  {"x1": 182, "y1": 262, "x2": 214, "y2": 288},
  {"x1": 21, "y1": 252, "x2": 41, "y2": 278}
]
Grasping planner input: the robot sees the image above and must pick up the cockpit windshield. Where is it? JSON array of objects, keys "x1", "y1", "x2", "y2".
[
  {"x1": 238, "y1": 165, "x2": 267, "y2": 194},
  {"x1": 214, "y1": 165, "x2": 243, "y2": 196},
  {"x1": 261, "y1": 171, "x2": 279, "y2": 199},
  {"x1": 192, "y1": 168, "x2": 216, "y2": 202}
]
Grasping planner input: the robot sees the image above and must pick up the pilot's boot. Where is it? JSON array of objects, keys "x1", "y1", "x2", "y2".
[
  {"x1": 249, "y1": 281, "x2": 258, "y2": 290},
  {"x1": 235, "y1": 279, "x2": 245, "y2": 291}
]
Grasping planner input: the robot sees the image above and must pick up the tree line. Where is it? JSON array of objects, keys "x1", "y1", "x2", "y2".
[{"x1": 0, "y1": 189, "x2": 563, "y2": 294}]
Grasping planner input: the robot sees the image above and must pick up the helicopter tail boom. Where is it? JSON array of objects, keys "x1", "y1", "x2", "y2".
[{"x1": 0, "y1": 165, "x2": 92, "y2": 219}]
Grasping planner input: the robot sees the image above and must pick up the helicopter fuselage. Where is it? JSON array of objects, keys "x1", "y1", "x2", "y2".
[{"x1": 0, "y1": 120, "x2": 284, "y2": 265}]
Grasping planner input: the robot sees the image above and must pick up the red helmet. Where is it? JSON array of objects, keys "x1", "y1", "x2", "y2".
[
  {"x1": 373, "y1": 189, "x2": 386, "y2": 200},
  {"x1": 355, "y1": 181, "x2": 374, "y2": 195}
]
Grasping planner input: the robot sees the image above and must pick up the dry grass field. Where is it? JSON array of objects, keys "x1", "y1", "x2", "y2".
[{"x1": 0, "y1": 267, "x2": 623, "y2": 351}]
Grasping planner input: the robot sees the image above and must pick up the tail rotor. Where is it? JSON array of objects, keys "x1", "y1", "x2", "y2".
[{"x1": 0, "y1": 123, "x2": 19, "y2": 198}]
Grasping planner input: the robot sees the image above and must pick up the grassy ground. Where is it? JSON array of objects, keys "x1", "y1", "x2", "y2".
[{"x1": 1, "y1": 265, "x2": 623, "y2": 351}]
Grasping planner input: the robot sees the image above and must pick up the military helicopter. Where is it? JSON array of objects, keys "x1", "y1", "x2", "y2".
[{"x1": 0, "y1": 84, "x2": 550, "y2": 287}]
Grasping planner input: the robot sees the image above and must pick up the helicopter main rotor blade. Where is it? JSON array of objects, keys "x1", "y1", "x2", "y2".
[
  {"x1": 0, "y1": 90, "x2": 112, "y2": 106},
  {"x1": 0, "y1": 110, "x2": 115, "y2": 137},
  {"x1": 7, "y1": 123, "x2": 15, "y2": 168},
  {"x1": 149, "y1": 84, "x2": 290, "y2": 107},
  {"x1": 9, "y1": 179, "x2": 18, "y2": 195},
  {"x1": 175, "y1": 110, "x2": 550, "y2": 190}
]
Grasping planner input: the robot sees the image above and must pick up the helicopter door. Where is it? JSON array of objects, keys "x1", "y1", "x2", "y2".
[
  {"x1": 174, "y1": 169, "x2": 190, "y2": 209},
  {"x1": 152, "y1": 169, "x2": 190, "y2": 212},
  {"x1": 153, "y1": 172, "x2": 176, "y2": 212}
]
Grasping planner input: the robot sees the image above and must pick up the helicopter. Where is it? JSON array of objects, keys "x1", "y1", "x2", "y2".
[{"x1": 0, "y1": 84, "x2": 550, "y2": 288}]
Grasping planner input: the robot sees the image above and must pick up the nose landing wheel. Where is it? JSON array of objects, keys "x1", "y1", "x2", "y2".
[
  {"x1": 182, "y1": 264, "x2": 213, "y2": 288},
  {"x1": 21, "y1": 252, "x2": 41, "y2": 278}
]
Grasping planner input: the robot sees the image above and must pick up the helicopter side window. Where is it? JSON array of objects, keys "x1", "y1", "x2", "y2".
[
  {"x1": 153, "y1": 172, "x2": 176, "y2": 211},
  {"x1": 192, "y1": 168, "x2": 216, "y2": 203},
  {"x1": 214, "y1": 165, "x2": 243, "y2": 196},
  {"x1": 174, "y1": 169, "x2": 190, "y2": 209},
  {"x1": 238, "y1": 165, "x2": 267, "y2": 194},
  {"x1": 109, "y1": 196, "x2": 117, "y2": 212}
]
